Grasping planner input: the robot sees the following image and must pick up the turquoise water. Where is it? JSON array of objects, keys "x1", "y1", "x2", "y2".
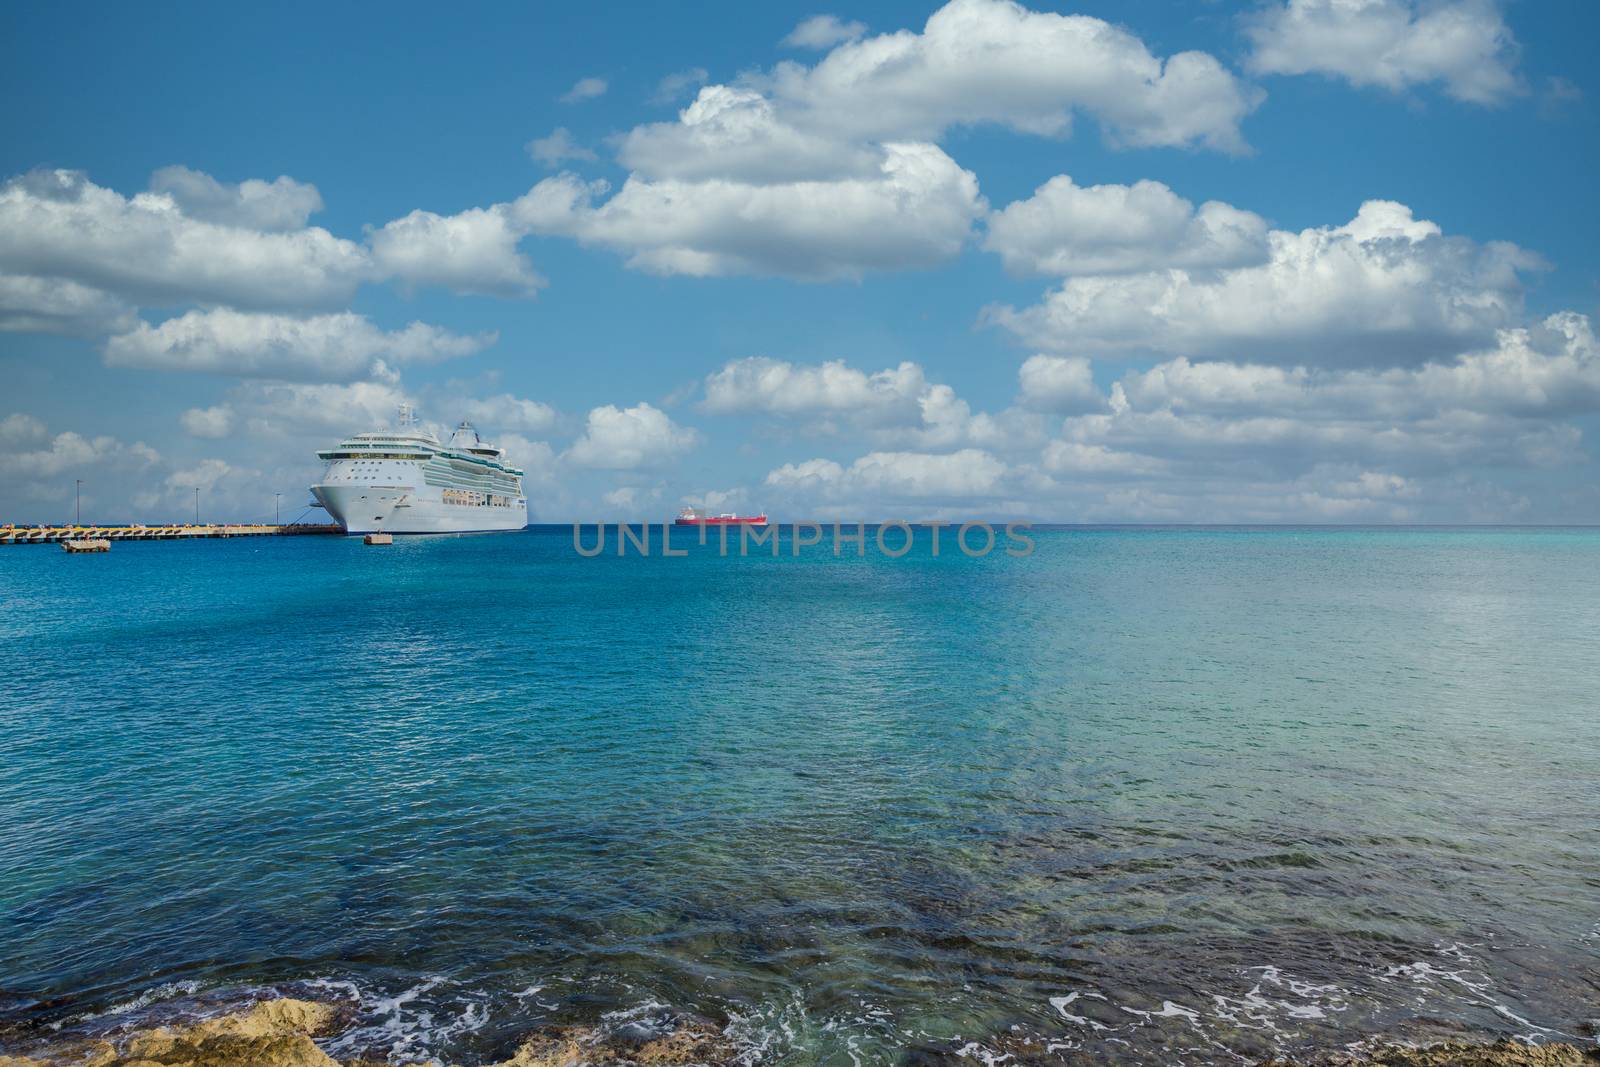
[{"x1": 2, "y1": 527, "x2": 1597, "y2": 1063}]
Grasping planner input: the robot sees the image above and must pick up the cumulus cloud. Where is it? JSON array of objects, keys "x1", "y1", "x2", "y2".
[
  {"x1": 1016, "y1": 355, "x2": 1104, "y2": 413},
  {"x1": 0, "y1": 419, "x2": 160, "y2": 512},
  {"x1": 166, "y1": 457, "x2": 233, "y2": 493},
  {"x1": 497, "y1": 0, "x2": 1263, "y2": 281},
  {"x1": 987, "y1": 200, "x2": 1542, "y2": 366},
  {"x1": 1117, "y1": 311, "x2": 1600, "y2": 422},
  {"x1": 782, "y1": 15, "x2": 868, "y2": 49},
  {"x1": 224, "y1": 377, "x2": 410, "y2": 439},
  {"x1": 497, "y1": 435, "x2": 558, "y2": 485},
  {"x1": 765, "y1": 0, "x2": 1262, "y2": 152},
  {"x1": 457, "y1": 392, "x2": 560, "y2": 434},
  {"x1": 515, "y1": 142, "x2": 982, "y2": 280},
  {"x1": 703, "y1": 357, "x2": 928, "y2": 421},
  {"x1": 1245, "y1": 0, "x2": 1521, "y2": 105},
  {"x1": 526, "y1": 128, "x2": 597, "y2": 167},
  {"x1": 148, "y1": 165, "x2": 324, "y2": 231},
  {"x1": 1008, "y1": 311, "x2": 1599, "y2": 519},
  {"x1": 403, "y1": 1, "x2": 1264, "y2": 285},
  {"x1": 180, "y1": 405, "x2": 235, "y2": 438},
  {"x1": 752, "y1": 312, "x2": 1600, "y2": 521},
  {"x1": 0, "y1": 274, "x2": 135, "y2": 336},
  {"x1": 560, "y1": 77, "x2": 608, "y2": 104},
  {"x1": 0, "y1": 169, "x2": 369, "y2": 312},
  {"x1": 0, "y1": 413, "x2": 48, "y2": 445},
  {"x1": 104, "y1": 309, "x2": 493, "y2": 381},
  {"x1": 703, "y1": 354, "x2": 1054, "y2": 451},
  {"x1": 618, "y1": 85, "x2": 882, "y2": 183},
  {"x1": 369, "y1": 204, "x2": 546, "y2": 298},
  {"x1": 985, "y1": 176, "x2": 1269, "y2": 276},
  {"x1": 766, "y1": 448, "x2": 1009, "y2": 500},
  {"x1": 565, "y1": 402, "x2": 698, "y2": 469}
]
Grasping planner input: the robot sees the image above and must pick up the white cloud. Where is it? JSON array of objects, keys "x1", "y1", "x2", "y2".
[
  {"x1": 763, "y1": 457, "x2": 845, "y2": 491},
  {"x1": 765, "y1": 0, "x2": 1262, "y2": 152},
  {"x1": 104, "y1": 309, "x2": 493, "y2": 381},
  {"x1": 565, "y1": 402, "x2": 698, "y2": 469},
  {"x1": 442, "y1": 1, "x2": 1264, "y2": 286},
  {"x1": 369, "y1": 204, "x2": 546, "y2": 298},
  {"x1": 148, "y1": 165, "x2": 324, "y2": 231},
  {"x1": 1040, "y1": 440, "x2": 1165, "y2": 476},
  {"x1": 166, "y1": 457, "x2": 232, "y2": 493},
  {"x1": 729, "y1": 312, "x2": 1597, "y2": 522},
  {"x1": 1001, "y1": 311, "x2": 1600, "y2": 520},
  {"x1": 0, "y1": 169, "x2": 370, "y2": 312},
  {"x1": 1246, "y1": 0, "x2": 1521, "y2": 105},
  {"x1": 0, "y1": 274, "x2": 135, "y2": 336},
  {"x1": 783, "y1": 15, "x2": 868, "y2": 49},
  {"x1": 503, "y1": 0, "x2": 1262, "y2": 282},
  {"x1": 987, "y1": 200, "x2": 1541, "y2": 366},
  {"x1": 497, "y1": 434, "x2": 558, "y2": 485},
  {"x1": 0, "y1": 413, "x2": 48, "y2": 445},
  {"x1": 227, "y1": 377, "x2": 410, "y2": 439},
  {"x1": 618, "y1": 86, "x2": 882, "y2": 183},
  {"x1": 766, "y1": 447, "x2": 1009, "y2": 500},
  {"x1": 560, "y1": 77, "x2": 608, "y2": 104},
  {"x1": 0, "y1": 425, "x2": 159, "y2": 485},
  {"x1": 652, "y1": 67, "x2": 709, "y2": 105},
  {"x1": 1016, "y1": 355, "x2": 1103, "y2": 413},
  {"x1": 526, "y1": 128, "x2": 597, "y2": 167},
  {"x1": 180, "y1": 404, "x2": 235, "y2": 438},
  {"x1": 1118, "y1": 311, "x2": 1600, "y2": 421},
  {"x1": 457, "y1": 392, "x2": 559, "y2": 434},
  {"x1": 516, "y1": 141, "x2": 983, "y2": 280},
  {"x1": 703, "y1": 354, "x2": 1052, "y2": 452},
  {"x1": 985, "y1": 176, "x2": 1269, "y2": 276},
  {"x1": 703, "y1": 357, "x2": 928, "y2": 421}
]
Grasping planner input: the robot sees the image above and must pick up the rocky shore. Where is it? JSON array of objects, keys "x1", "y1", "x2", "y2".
[{"x1": 0, "y1": 998, "x2": 1594, "y2": 1067}]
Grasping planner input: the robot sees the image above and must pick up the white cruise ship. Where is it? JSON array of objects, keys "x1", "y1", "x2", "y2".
[{"x1": 310, "y1": 406, "x2": 527, "y2": 534}]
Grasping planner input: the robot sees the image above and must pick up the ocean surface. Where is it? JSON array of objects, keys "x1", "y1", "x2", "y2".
[{"x1": 2, "y1": 526, "x2": 1597, "y2": 1064}]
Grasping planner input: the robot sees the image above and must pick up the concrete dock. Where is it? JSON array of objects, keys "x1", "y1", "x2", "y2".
[{"x1": 2, "y1": 523, "x2": 342, "y2": 545}]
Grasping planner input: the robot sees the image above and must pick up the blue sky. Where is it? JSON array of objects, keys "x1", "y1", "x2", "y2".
[{"x1": 2, "y1": 0, "x2": 1596, "y2": 523}]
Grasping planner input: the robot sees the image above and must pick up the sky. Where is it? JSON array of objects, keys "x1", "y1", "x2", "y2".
[{"x1": 2, "y1": 0, "x2": 1597, "y2": 524}]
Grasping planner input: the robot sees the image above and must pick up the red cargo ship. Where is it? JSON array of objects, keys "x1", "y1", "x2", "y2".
[{"x1": 675, "y1": 507, "x2": 768, "y2": 526}]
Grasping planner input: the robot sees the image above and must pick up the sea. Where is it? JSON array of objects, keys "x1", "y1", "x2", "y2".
[{"x1": 2, "y1": 526, "x2": 1597, "y2": 1064}]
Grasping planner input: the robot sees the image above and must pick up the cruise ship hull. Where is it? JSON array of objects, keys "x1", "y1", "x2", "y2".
[{"x1": 312, "y1": 483, "x2": 527, "y2": 535}]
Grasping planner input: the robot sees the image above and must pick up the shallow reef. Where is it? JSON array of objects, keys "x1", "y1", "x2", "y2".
[
  {"x1": 1260, "y1": 1038, "x2": 1600, "y2": 1067},
  {"x1": 1, "y1": 998, "x2": 1595, "y2": 1067},
  {"x1": 0, "y1": 998, "x2": 733, "y2": 1067}
]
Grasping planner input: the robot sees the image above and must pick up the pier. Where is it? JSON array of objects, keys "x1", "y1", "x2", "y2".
[{"x1": 1, "y1": 523, "x2": 342, "y2": 545}]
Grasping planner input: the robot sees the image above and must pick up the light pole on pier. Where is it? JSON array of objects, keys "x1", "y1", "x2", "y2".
[
  {"x1": 275, "y1": 492, "x2": 281, "y2": 524},
  {"x1": 75, "y1": 479, "x2": 82, "y2": 525},
  {"x1": 194, "y1": 486, "x2": 200, "y2": 524}
]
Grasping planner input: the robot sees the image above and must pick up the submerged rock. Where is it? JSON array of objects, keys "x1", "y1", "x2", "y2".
[
  {"x1": 481, "y1": 1020, "x2": 735, "y2": 1066},
  {"x1": 1, "y1": 999, "x2": 343, "y2": 1067},
  {"x1": 0, "y1": 1002, "x2": 737, "y2": 1067},
  {"x1": 6, "y1": 996, "x2": 1594, "y2": 1067},
  {"x1": 1262, "y1": 1037, "x2": 1600, "y2": 1067}
]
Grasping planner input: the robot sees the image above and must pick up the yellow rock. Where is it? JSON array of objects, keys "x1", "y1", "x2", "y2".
[
  {"x1": 0, "y1": 1037, "x2": 116, "y2": 1067},
  {"x1": 1261, "y1": 1037, "x2": 1600, "y2": 1067},
  {"x1": 188, "y1": 1000, "x2": 341, "y2": 1041},
  {"x1": 4, "y1": 1000, "x2": 343, "y2": 1067},
  {"x1": 487, "y1": 1028, "x2": 590, "y2": 1067}
]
